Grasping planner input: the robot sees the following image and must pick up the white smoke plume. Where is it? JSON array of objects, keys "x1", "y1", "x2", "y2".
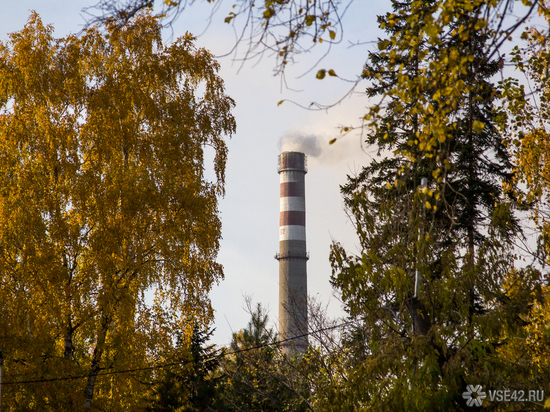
[{"x1": 279, "y1": 133, "x2": 323, "y2": 158}]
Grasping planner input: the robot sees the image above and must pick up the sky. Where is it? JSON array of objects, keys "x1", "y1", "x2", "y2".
[{"x1": 0, "y1": 0, "x2": 536, "y2": 347}]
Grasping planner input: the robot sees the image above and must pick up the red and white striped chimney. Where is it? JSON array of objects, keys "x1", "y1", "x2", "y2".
[{"x1": 276, "y1": 151, "x2": 308, "y2": 354}]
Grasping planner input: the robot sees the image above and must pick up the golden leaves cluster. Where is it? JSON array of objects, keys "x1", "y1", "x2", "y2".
[
  {"x1": 365, "y1": 0, "x2": 503, "y2": 196},
  {"x1": 0, "y1": 12, "x2": 235, "y2": 409},
  {"x1": 503, "y1": 2, "x2": 550, "y2": 262}
]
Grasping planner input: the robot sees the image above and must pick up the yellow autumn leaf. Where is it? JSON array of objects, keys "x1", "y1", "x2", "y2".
[{"x1": 473, "y1": 120, "x2": 485, "y2": 132}]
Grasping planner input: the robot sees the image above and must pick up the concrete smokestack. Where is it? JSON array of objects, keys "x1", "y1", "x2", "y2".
[{"x1": 276, "y1": 151, "x2": 308, "y2": 354}]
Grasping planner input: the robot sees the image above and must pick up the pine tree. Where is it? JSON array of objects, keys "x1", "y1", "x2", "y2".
[
  {"x1": 147, "y1": 324, "x2": 224, "y2": 412},
  {"x1": 182, "y1": 324, "x2": 223, "y2": 411},
  {"x1": 329, "y1": 1, "x2": 543, "y2": 410},
  {"x1": 220, "y1": 303, "x2": 311, "y2": 411}
]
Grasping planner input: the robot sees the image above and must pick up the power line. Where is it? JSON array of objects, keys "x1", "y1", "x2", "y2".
[{"x1": 2, "y1": 318, "x2": 358, "y2": 386}]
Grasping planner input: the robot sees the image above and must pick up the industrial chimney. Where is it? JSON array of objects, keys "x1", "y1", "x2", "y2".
[{"x1": 276, "y1": 151, "x2": 308, "y2": 354}]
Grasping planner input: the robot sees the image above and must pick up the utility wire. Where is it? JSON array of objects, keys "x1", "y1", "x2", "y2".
[{"x1": 2, "y1": 318, "x2": 358, "y2": 386}]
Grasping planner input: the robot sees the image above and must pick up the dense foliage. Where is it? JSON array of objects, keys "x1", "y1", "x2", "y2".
[
  {"x1": 2, "y1": 0, "x2": 550, "y2": 410},
  {"x1": 0, "y1": 13, "x2": 235, "y2": 410},
  {"x1": 327, "y1": 0, "x2": 550, "y2": 410}
]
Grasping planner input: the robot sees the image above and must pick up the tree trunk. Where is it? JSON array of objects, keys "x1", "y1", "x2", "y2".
[
  {"x1": 84, "y1": 314, "x2": 110, "y2": 409},
  {"x1": 64, "y1": 320, "x2": 75, "y2": 360},
  {"x1": 405, "y1": 297, "x2": 431, "y2": 336}
]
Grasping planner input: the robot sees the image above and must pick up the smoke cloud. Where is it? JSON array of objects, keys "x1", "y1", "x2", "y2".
[{"x1": 279, "y1": 133, "x2": 323, "y2": 158}]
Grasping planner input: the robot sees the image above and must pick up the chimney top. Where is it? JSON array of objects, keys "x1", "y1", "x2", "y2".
[{"x1": 278, "y1": 151, "x2": 307, "y2": 173}]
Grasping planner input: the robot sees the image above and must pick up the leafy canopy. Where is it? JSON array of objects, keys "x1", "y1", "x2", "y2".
[
  {"x1": 0, "y1": 12, "x2": 235, "y2": 410},
  {"x1": 328, "y1": 0, "x2": 546, "y2": 410}
]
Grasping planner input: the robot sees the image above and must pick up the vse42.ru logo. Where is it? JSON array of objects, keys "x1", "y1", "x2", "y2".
[{"x1": 463, "y1": 385, "x2": 545, "y2": 407}]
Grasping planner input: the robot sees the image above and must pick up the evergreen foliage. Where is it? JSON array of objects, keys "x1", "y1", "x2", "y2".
[
  {"x1": 147, "y1": 324, "x2": 224, "y2": 412},
  {"x1": 220, "y1": 303, "x2": 310, "y2": 411},
  {"x1": 329, "y1": 1, "x2": 546, "y2": 410}
]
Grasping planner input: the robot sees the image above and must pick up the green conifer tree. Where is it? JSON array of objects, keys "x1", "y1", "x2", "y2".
[
  {"x1": 221, "y1": 303, "x2": 311, "y2": 411},
  {"x1": 147, "y1": 324, "x2": 224, "y2": 412},
  {"x1": 329, "y1": 1, "x2": 543, "y2": 410}
]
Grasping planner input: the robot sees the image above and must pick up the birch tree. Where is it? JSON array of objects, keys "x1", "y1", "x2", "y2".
[{"x1": 0, "y1": 12, "x2": 235, "y2": 410}]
